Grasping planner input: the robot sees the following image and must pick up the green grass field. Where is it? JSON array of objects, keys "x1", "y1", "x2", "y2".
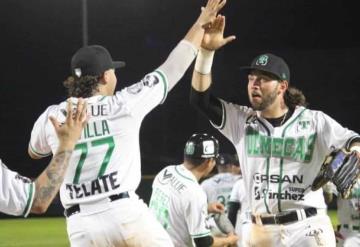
[
  {"x1": 0, "y1": 217, "x2": 68, "y2": 247},
  {"x1": 0, "y1": 211, "x2": 339, "y2": 246}
]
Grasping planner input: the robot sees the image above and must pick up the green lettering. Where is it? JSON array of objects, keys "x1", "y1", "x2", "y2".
[
  {"x1": 284, "y1": 138, "x2": 295, "y2": 158},
  {"x1": 272, "y1": 137, "x2": 283, "y2": 157}
]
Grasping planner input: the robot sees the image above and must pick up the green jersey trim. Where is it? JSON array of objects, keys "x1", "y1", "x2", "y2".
[
  {"x1": 257, "y1": 118, "x2": 271, "y2": 214},
  {"x1": 277, "y1": 108, "x2": 307, "y2": 212},
  {"x1": 22, "y1": 182, "x2": 35, "y2": 217},
  {"x1": 99, "y1": 96, "x2": 107, "y2": 101},
  {"x1": 174, "y1": 165, "x2": 197, "y2": 183},
  {"x1": 154, "y1": 70, "x2": 168, "y2": 104},
  {"x1": 191, "y1": 231, "x2": 212, "y2": 237},
  {"x1": 29, "y1": 144, "x2": 51, "y2": 157}
]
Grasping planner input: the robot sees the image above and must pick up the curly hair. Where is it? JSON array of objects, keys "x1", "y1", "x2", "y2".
[
  {"x1": 284, "y1": 86, "x2": 308, "y2": 109},
  {"x1": 63, "y1": 75, "x2": 100, "y2": 98}
]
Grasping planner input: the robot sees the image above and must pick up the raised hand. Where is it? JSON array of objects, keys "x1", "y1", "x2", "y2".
[
  {"x1": 196, "y1": 0, "x2": 227, "y2": 28},
  {"x1": 202, "y1": 15, "x2": 236, "y2": 51},
  {"x1": 49, "y1": 98, "x2": 88, "y2": 151}
]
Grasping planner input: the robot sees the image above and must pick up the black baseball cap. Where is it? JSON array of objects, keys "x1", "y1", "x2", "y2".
[
  {"x1": 184, "y1": 133, "x2": 219, "y2": 159},
  {"x1": 216, "y1": 153, "x2": 239, "y2": 166},
  {"x1": 240, "y1": 53, "x2": 290, "y2": 82},
  {"x1": 71, "y1": 45, "x2": 126, "y2": 77}
]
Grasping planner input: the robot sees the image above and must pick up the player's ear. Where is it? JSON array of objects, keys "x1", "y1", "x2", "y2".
[
  {"x1": 278, "y1": 80, "x2": 288, "y2": 95},
  {"x1": 100, "y1": 70, "x2": 111, "y2": 85}
]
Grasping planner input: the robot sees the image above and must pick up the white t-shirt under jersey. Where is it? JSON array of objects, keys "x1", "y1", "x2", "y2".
[
  {"x1": 29, "y1": 70, "x2": 168, "y2": 208},
  {"x1": 0, "y1": 160, "x2": 35, "y2": 217},
  {"x1": 212, "y1": 103, "x2": 359, "y2": 214},
  {"x1": 149, "y1": 164, "x2": 211, "y2": 247}
]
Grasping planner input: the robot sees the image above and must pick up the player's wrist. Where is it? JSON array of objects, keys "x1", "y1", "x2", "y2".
[
  {"x1": 195, "y1": 47, "x2": 215, "y2": 75},
  {"x1": 57, "y1": 140, "x2": 76, "y2": 152}
]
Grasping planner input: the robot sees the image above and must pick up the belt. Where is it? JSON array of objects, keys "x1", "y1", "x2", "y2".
[
  {"x1": 64, "y1": 191, "x2": 130, "y2": 218},
  {"x1": 342, "y1": 224, "x2": 360, "y2": 231},
  {"x1": 251, "y1": 207, "x2": 317, "y2": 225}
]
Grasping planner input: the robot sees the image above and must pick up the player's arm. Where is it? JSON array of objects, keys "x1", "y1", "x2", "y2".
[
  {"x1": 28, "y1": 106, "x2": 55, "y2": 160},
  {"x1": 227, "y1": 201, "x2": 240, "y2": 226},
  {"x1": 28, "y1": 148, "x2": 43, "y2": 159},
  {"x1": 157, "y1": 0, "x2": 226, "y2": 92},
  {"x1": 193, "y1": 233, "x2": 238, "y2": 247},
  {"x1": 211, "y1": 233, "x2": 238, "y2": 247},
  {"x1": 31, "y1": 99, "x2": 87, "y2": 214},
  {"x1": 190, "y1": 15, "x2": 235, "y2": 126}
]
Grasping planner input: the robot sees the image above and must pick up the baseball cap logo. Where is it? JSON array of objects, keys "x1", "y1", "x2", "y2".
[
  {"x1": 74, "y1": 68, "x2": 82, "y2": 77},
  {"x1": 255, "y1": 55, "x2": 269, "y2": 66},
  {"x1": 203, "y1": 140, "x2": 215, "y2": 155},
  {"x1": 185, "y1": 142, "x2": 195, "y2": 155}
]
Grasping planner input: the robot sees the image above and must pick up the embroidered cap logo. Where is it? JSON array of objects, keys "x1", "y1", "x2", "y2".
[
  {"x1": 74, "y1": 68, "x2": 82, "y2": 78},
  {"x1": 185, "y1": 142, "x2": 195, "y2": 155},
  {"x1": 255, "y1": 55, "x2": 269, "y2": 66}
]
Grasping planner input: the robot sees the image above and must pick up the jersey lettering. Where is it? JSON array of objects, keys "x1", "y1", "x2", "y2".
[
  {"x1": 254, "y1": 186, "x2": 305, "y2": 201},
  {"x1": 149, "y1": 188, "x2": 170, "y2": 229},
  {"x1": 66, "y1": 171, "x2": 120, "y2": 199},
  {"x1": 158, "y1": 169, "x2": 187, "y2": 194},
  {"x1": 73, "y1": 136, "x2": 115, "y2": 184},
  {"x1": 90, "y1": 104, "x2": 109, "y2": 117},
  {"x1": 83, "y1": 120, "x2": 110, "y2": 139},
  {"x1": 253, "y1": 173, "x2": 304, "y2": 184},
  {"x1": 246, "y1": 127, "x2": 316, "y2": 162}
]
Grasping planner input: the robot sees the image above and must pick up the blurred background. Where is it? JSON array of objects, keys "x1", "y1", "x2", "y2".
[{"x1": 0, "y1": 0, "x2": 358, "y2": 222}]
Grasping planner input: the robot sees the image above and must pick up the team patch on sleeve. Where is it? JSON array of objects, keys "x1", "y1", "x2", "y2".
[{"x1": 154, "y1": 70, "x2": 168, "y2": 104}]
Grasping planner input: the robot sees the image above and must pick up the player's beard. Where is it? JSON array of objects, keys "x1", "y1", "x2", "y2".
[{"x1": 250, "y1": 85, "x2": 279, "y2": 111}]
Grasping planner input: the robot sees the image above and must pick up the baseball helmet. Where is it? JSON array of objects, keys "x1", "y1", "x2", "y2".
[
  {"x1": 184, "y1": 133, "x2": 219, "y2": 159},
  {"x1": 216, "y1": 153, "x2": 240, "y2": 166}
]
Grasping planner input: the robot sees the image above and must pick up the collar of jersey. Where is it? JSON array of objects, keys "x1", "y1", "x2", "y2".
[
  {"x1": 69, "y1": 95, "x2": 107, "y2": 104},
  {"x1": 175, "y1": 164, "x2": 198, "y2": 183},
  {"x1": 255, "y1": 106, "x2": 305, "y2": 129}
]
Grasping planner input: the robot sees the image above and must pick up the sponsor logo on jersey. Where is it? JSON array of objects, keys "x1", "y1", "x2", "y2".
[
  {"x1": 158, "y1": 169, "x2": 187, "y2": 194},
  {"x1": 253, "y1": 173, "x2": 304, "y2": 184},
  {"x1": 66, "y1": 171, "x2": 120, "y2": 199},
  {"x1": 245, "y1": 127, "x2": 317, "y2": 162},
  {"x1": 254, "y1": 186, "x2": 305, "y2": 201}
]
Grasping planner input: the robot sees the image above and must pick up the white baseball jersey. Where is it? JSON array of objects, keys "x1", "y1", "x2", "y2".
[
  {"x1": 149, "y1": 164, "x2": 211, "y2": 247},
  {"x1": 29, "y1": 70, "x2": 168, "y2": 208},
  {"x1": 0, "y1": 160, "x2": 35, "y2": 217},
  {"x1": 212, "y1": 103, "x2": 359, "y2": 214},
  {"x1": 201, "y1": 172, "x2": 240, "y2": 212}
]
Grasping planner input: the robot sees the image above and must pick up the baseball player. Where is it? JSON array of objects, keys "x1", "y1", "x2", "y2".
[
  {"x1": 324, "y1": 181, "x2": 360, "y2": 247},
  {"x1": 149, "y1": 133, "x2": 239, "y2": 247},
  {"x1": 1, "y1": 99, "x2": 87, "y2": 217},
  {"x1": 228, "y1": 176, "x2": 251, "y2": 247},
  {"x1": 201, "y1": 153, "x2": 240, "y2": 236},
  {"x1": 189, "y1": 15, "x2": 360, "y2": 246},
  {"x1": 201, "y1": 153, "x2": 241, "y2": 213},
  {"x1": 27, "y1": 1, "x2": 227, "y2": 246}
]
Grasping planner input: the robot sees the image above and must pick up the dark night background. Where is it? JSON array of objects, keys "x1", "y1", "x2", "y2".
[{"x1": 0, "y1": 0, "x2": 359, "y2": 180}]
